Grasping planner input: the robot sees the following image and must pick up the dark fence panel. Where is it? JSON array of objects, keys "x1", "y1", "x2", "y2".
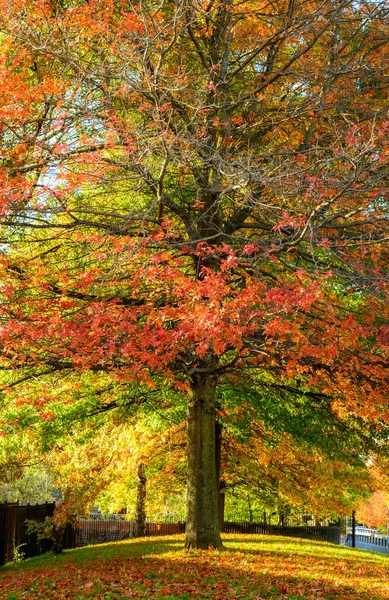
[
  {"x1": 224, "y1": 521, "x2": 266, "y2": 534},
  {"x1": 0, "y1": 502, "x2": 58, "y2": 565},
  {"x1": 0, "y1": 504, "x2": 7, "y2": 565},
  {"x1": 224, "y1": 521, "x2": 340, "y2": 544},
  {"x1": 17, "y1": 503, "x2": 55, "y2": 559},
  {"x1": 6, "y1": 504, "x2": 18, "y2": 562}
]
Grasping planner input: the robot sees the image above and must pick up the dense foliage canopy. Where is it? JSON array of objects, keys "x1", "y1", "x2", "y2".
[{"x1": 0, "y1": 0, "x2": 389, "y2": 547}]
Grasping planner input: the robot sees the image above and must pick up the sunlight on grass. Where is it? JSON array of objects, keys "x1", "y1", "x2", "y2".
[{"x1": 1, "y1": 534, "x2": 389, "y2": 599}]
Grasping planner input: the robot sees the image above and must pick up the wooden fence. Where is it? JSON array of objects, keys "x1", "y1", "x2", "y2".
[
  {"x1": 74, "y1": 519, "x2": 339, "y2": 546},
  {"x1": 75, "y1": 518, "x2": 135, "y2": 546},
  {"x1": 0, "y1": 507, "x2": 340, "y2": 565},
  {"x1": 146, "y1": 521, "x2": 185, "y2": 536},
  {"x1": 74, "y1": 519, "x2": 185, "y2": 546},
  {"x1": 224, "y1": 521, "x2": 340, "y2": 544},
  {"x1": 0, "y1": 502, "x2": 55, "y2": 565}
]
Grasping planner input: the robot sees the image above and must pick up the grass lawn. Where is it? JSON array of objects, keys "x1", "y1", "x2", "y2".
[{"x1": 1, "y1": 534, "x2": 389, "y2": 599}]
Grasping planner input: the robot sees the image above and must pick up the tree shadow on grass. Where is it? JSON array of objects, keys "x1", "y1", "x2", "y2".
[{"x1": 1, "y1": 535, "x2": 184, "y2": 572}]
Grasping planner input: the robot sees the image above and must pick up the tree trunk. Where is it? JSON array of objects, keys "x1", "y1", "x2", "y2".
[
  {"x1": 185, "y1": 374, "x2": 222, "y2": 549},
  {"x1": 218, "y1": 489, "x2": 226, "y2": 533},
  {"x1": 53, "y1": 526, "x2": 64, "y2": 554},
  {"x1": 134, "y1": 462, "x2": 146, "y2": 537},
  {"x1": 247, "y1": 493, "x2": 253, "y2": 523},
  {"x1": 215, "y1": 420, "x2": 226, "y2": 533}
]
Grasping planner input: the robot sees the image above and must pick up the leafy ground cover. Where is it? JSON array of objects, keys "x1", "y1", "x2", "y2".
[{"x1": 1, "y1": 534, "x2": 389, "y2": 599}]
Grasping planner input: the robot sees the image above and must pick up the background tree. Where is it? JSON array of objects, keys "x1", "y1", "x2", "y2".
[
  {"x1": 0, "y1": 465, "x2": 58, "y2": 504},
  {"x1": 357, "y1": 490, "x2": 389, "y2": 532},
  {"x1": 0, "y1": 0, "x2": 389, "y2": 548},
  {"x1": 356, "y1": 464, "x2": 389, "y2": 532}
]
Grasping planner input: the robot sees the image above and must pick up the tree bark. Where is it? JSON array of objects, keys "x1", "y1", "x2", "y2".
[
  {"x1": 185, "y1": 374, "x2": 223, "y2": 549},
  {"x1": 134, "y1": 462, "x2": 146, "y2": 537},
  {"x1": 215, "y1": 420, "x2": 226, "y2": 533},
  {"x1": 218, "y1": 489, "x2": 226, "y2": 533}
]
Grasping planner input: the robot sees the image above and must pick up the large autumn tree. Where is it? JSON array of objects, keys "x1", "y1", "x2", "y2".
[{"x1": 1, "y1": 0, "x2": 389, "y2": 548}]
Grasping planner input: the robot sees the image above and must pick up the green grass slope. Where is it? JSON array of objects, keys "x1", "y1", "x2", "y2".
[{"x1": 1, "y1": 534, "x2": 389, "y2": 599}]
